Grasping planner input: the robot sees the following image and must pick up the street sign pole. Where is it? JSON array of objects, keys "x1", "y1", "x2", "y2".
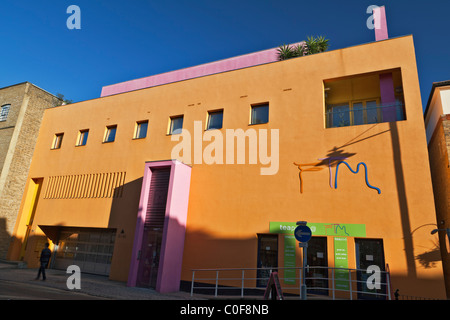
[
  {"x1": 299, "y1": 242, "x2": 308, "y2": 300},
  {"x1": 295, "y1": 221, "x2": 312, "y2": 300}
]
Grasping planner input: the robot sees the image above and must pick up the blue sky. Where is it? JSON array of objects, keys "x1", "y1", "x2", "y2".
[{"x1": 0, "y1": 0, "x2": 449, "y2": 110}]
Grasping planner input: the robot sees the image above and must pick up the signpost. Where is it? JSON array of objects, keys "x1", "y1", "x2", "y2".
[{"x1": 295, "y1": 221, "x2": 311, "y2": 300}]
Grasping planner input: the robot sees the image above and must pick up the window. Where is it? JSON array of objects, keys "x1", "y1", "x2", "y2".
[
  {"x1": 104, "y1": 125, "x2": 117, "y2": 143},
  {"x1": 169, "y1": 116, "x2": 183, "y2": 135},
  {"x1": 207, "y1": 110, "x2": 223, "y2": 130},
  {"x1": 324, "y1": 69, "x2": 406, "y2": 129},
  {"x1": 326, "y1": 100, "x2": 380, "y2": 128},
  {"x1": 251, "y1": 104, "x2": 269, "y2": 125},
  {"x1": 134, "y1": 120, "x2": 148, "y2": 139},
  {"x1": 0, "y1": 104, "x2": 11, "y2": 122},
  {"x1": 76, "y1": 129, "x2": 89, "y2": 146},
  {"x1": 52, "y1": 133, "x2": 64, "y2": 149}
]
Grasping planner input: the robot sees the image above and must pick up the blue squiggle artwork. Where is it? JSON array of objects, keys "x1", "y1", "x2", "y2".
[{"x1": 334, "y1": 161, "x2": 381, "y2": 194}]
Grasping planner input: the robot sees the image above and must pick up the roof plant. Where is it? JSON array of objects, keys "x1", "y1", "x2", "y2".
[{"x1": 277, "y1": 36, "x2": 330, "y2": 61}]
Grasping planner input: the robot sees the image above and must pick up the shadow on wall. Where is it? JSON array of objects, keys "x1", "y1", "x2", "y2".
[
  {"x1": 0, "y1": 218, "x2": 12, "y2": 260},
  {"x1": 411, "y1": 223, "x2": 443, "y2": 269},
  {"x1": 107, "y1": 177, "x2": 143, "y2": 281},
  {"x1": 389, "y1": 121, "x2": 416, "y2": 277},
  {"x1": 416, "y1": 244, "x2": 442, "y2": 269}
]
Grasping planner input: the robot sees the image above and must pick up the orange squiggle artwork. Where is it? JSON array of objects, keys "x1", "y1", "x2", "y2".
[{"x1": 293, "y1": 162, "x2": 324, "y2": 194}]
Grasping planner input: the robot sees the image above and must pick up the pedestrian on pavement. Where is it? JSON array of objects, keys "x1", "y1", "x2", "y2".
[{"x1": 36, "y1": 242, "x2": 52, "y2": 281}]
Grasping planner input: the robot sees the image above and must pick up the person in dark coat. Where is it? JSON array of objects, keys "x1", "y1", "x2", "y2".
[{"x1": 36, "y1": 242, "x2": 52, "y2": 280}]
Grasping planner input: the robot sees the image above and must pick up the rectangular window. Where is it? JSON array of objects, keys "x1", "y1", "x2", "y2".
[
  {"x1": 0, "y1": 104, "x2": 11, "y2": 122},
  {"x1": 251, "y1": 104, "x2": 269, "y2": 125},
  {"x1": 76, "y1": 129, "x2": 89, "y2": 146},
  {"x1": 134, "y1": 120, "x2": 148, "y2": 139},
  {"x1": 326, "y1": 100, "x2": 382, "y2": 128},
  {"x1": 207, "y1": 110, "x2": 223, "y2": 130},
  {"x1": 104, "y1": 125, "x2": 117, "y2": 143},
  {"x1": 169, "y1": 116, "x2": 183, "y2": 135},
  {"x1": 52, "y1": 133, "x2": 64, "y2": 149}
]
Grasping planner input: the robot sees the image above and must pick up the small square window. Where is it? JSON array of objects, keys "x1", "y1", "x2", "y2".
[
  {"x1": 0, "y1": 104, "x2": 11, "y2": 122},
  {"x1": 251, "y1": 104, "x2": 269, "y2": 125},
  {"x1": 169, "y1": 116, "x2": 183, "y2": 135},
  {"x1": 104, "y1": 125, "x2": 117, "y2": 143},
  {"x1": 76, "y1": 129, "x2": 89, "y2": 146},
  {"x1": 134, "y1": 120, "x2": 148, "y2": 139},
  {"x1": 207, "y1": 110, "x2": 223, "y2": 130},
  {"x1": 52, "y1": 133, "x2": 64, "y2": 149}
]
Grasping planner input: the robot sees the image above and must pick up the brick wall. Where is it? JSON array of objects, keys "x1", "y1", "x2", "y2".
[{"x1": 0, "y1": 83, "x2": 62, "y2": 259}]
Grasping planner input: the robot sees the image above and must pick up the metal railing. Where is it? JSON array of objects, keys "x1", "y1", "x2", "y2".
[
  {"x1": 325, "y1": 102, "x2": 405, "y2": 128},
  {"x1": 190, "y1": 266, "x2": 392, "y2": 300}
]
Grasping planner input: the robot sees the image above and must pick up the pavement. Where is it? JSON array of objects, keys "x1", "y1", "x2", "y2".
[{"x1": 0, "y1": 259, "x2": 200, "y2": 300}]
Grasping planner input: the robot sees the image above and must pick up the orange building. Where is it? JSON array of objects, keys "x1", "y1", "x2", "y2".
[{"x1": 7, "y1": 35, "x2": 446, "y2": 299}]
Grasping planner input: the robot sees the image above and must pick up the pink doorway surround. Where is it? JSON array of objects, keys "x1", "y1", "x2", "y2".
[{"x1": 127, "y1": 160, "x2": 192, "y2": 293}]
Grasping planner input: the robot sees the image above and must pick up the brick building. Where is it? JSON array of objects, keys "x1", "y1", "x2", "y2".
[
  {"x1": 0, "y1": 82, "x2": 62, "y2": 259},
  {"x1": 424, "y1": 80, "x2": 450, "y2": 298}
]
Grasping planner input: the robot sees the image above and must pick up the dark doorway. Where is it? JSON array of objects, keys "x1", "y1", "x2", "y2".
[
  {"x1": 256, "y1": 234, "x2": 278, "y2": 287},
  {"x1": 306, "y1": 237, "x2": 329, "y2": 295},
  {"x1": 136, "y1": 167, "x2": 170, "y2": 288},
  {"x1": 355, "y1": 238, "x2": 387, "y2": 300}
]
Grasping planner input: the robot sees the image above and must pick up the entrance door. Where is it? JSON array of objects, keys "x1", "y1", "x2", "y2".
[
  {"x1": 306, "y1": 237, "x2": 328, "y2": 295},
  {"x1": 136, "y1": 167, "x2": 170, "y2": 289},
  {"x1": 19, "y1": 178, "x2": 43, "y2": 260},
  {"x1": 136, "y1": 229, "x2": 163, "y2": 288},
  {"x1": 355, "y1": 238, "x2": 386, "y2": 300},
  {"x1": 256, "y1": 234, "x2": 278, "y2": 287}
]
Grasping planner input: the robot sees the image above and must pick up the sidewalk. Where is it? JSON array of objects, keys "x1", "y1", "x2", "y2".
[{"x1": 0, "y1": 260, "x2": 200, "y2": 300}]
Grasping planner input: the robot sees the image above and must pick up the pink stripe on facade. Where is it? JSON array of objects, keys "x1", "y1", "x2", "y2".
[{"x1": 100, "y1": 43, "x2": 303, "y2": 97}]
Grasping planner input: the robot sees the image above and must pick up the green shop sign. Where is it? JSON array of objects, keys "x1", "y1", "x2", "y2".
[
  {"x1": 270, "y1": 221, "x2": 365, "y2": 287},
  {"x1": 334, "y1": 237, "x2": 350, "y2": 290},
  {"x1": 283, "y1": 235, "x2": 296, "y2": 285},
  {"x1": 269, "y1": 222, "x2": 366, "y2": 237}
]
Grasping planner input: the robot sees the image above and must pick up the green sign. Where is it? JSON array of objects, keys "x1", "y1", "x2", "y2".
[
  {"x1": 270, "y1": 222, "x2": 366, "y2": 237},
  {"x1": 334, "y1": 237, "x2": 349, "y2": 290},
  {"x1": 283, "y1": 235, "x2": 296, "y2": 284}
]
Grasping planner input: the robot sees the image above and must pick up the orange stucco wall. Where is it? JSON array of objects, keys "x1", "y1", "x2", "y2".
[{"x1": 9, "y1": 35, "x2": 446, "y2": 298}]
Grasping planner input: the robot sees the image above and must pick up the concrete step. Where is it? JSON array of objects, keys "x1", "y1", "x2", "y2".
[{"x1": 0, "y1": 259, "x2": 27, "y2": 269}]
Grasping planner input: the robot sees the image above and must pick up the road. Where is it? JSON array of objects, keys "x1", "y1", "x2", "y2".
[{"x1": 0, "y1": 279, "x2": 105, "y2": 300}]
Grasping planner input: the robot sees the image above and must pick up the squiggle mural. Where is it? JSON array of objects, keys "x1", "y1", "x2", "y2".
[
  {"x1": 334, "y1": 161, "x2": 381, "y2": 194},
  {"x1": 293, "y1": 162, "x2": 323, "y2": 194},
  {"x1": 293, "y1": 158, "x2": 381, "y2": 194},
  {"x1": 318, "y1": 157, "x2": 347, "y2": 188}
]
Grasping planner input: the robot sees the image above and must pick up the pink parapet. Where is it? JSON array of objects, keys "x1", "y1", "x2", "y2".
[{"x1": 100, "y1": 43, "x2": 303, "y2": 97}]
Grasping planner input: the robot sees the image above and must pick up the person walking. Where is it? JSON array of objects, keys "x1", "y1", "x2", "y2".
[{"x1": 36, "y1": 243, "x2": 52, "y2": 281}]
